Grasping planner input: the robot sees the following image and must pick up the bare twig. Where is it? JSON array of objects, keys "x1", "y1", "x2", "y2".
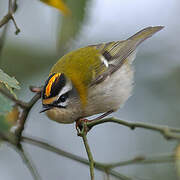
[
  {"x1": 0, "y1": 87, "x2": 28, "y2": 109},
  {"x1": 5, "y1": 134, "x2": 174, "y2": 180},
  {"x1": 86, "y1": 117, "x2": 180, "y2": 140},
  {"x1": 0, "y1": 131, "x2": 17, "y2": 145},
  {"x1": 108, "y1": 170, "x2": 131, "y2": 180},
  {"x1": 22, "y1": 135, "x2": 90, "y2": 164},
  {"x1": 0, "y1": 24, "x2": 9, "y2": 65},
  {"x1": 16, "y1": 144, "x2": 41, "y2": 180},
  {"x1": 3, "y1": 140, "x2": 40, "y2": 180},
  {"x1": 0, "y1": 14, "x2": 12, "y2": 28},
  {"x1": 11, "y1": 15, "x2": 20, "y2": 34},
  {"x1": 101, "y1": 154, "x2": 174, "y2": 169},
  {"x1": 0, "y1": 0, "x2": 18, "y2": 65},
  {"x1": 22, "y1": 135, "x2": 131, "y2": 180},
  {"x1": 81, "y1": 133, "x2": 95, "y2": 180},
  {"x1": 15, "y1": 92, "x2": 41, "y2": 140},
  {"x1": 0, "y1": 86, "x2": 40, "y2": 141},
  {"x1": 0, "y1": 0, "x2": 20, "y2": 34},
  {"x1": 0, "y1": 86, "x2": 41, "y2": 144}
]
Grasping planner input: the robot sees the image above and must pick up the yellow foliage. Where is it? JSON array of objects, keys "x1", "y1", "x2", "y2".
[
  {"x1": 5, "y1": 106, "x2": 20, "y2": 126},
  {"x1": 40, "y1": 0, "x2": 70, "y2": 15}
]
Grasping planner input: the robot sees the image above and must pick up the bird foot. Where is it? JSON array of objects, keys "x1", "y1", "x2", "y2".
[
  {"x1": 75, "y1": 111, "x2": 114, "y2": 136},
  {"x1": 75, "y1": 118, "x2": 92, "y2": 136}
]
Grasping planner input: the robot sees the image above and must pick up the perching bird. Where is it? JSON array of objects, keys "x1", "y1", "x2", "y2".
[{"x1": 41, "y1": 26, "x2": 164, "y2": 124}]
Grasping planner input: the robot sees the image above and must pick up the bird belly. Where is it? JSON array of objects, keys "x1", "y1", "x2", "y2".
[{"x1": 83, "y1": 63, "x2": 134, "y2": 117}]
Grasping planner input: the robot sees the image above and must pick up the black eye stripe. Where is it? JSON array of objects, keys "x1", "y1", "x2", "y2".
[{"x1": 55, "y1": 92, "x2": 69, "y2": 104}]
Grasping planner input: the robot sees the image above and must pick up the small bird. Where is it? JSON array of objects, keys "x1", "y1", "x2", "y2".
[{"x1": 41, "y1": 26, "x2": 164, "y2": 124}]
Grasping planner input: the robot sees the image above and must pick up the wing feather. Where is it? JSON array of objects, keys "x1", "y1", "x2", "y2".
[{"x1": 90, "y1": 26, "x2": 164, "y2": 86}]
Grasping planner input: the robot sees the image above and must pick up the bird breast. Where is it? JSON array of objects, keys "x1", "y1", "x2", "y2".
[{"x1": 83, "y1": 60, "x2": 134, "y2": 117}]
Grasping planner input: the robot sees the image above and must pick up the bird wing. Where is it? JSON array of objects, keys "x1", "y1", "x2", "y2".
[{"x1": 90, "y1": 26, "x2": 164, "y2": 86}]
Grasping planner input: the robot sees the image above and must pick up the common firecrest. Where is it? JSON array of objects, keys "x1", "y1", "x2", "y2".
[{"x1": 41, "y1": 26, "x2": 163, "y2": 124}]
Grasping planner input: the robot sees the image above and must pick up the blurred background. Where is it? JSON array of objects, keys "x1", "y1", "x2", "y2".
[{"x1": 0, "y1": 0, "x2": 180, "y2": 179}]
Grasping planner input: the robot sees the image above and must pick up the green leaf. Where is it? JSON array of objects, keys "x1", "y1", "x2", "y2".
[
  {"x1": 0, "y1": 69, "x2": 20, "y2": 90},
  {"x1": 58, "y1": 0, "x2": 88, "y2": 52},
  {"x1": 0, "y1": 94, "x2": 12, "y2": 114}
]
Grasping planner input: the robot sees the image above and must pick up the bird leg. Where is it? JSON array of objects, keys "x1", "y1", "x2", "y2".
[
  {"x1": 76, "y1": 110, "x2": 114, "y2": 136},
  {"x1": 89, "y1": 110, "x2": 114, "y2": 121}
]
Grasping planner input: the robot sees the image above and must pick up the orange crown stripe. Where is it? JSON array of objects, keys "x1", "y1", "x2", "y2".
[
  {"x1": 45, "y1": 73, "x2": 61, "y2": 97},
  {"x1": 42, "y1": 97, "x2": 57, "y2": 105}
]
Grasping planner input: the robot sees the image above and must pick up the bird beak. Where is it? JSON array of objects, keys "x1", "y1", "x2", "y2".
[
  {"x1": 39, "y1": 106, "x2": 53, "y2": 113},
  {"x1": 39, "y1": 104, "x2": 66, "y2": 113}
]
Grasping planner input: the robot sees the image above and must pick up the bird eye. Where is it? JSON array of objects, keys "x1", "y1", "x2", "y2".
[
  {"x1": 57, "y1": 92, "x2": 68, "y2": 103},
  {"x1": 60, "y1": 95, "x2": 66, "y2": 102}
]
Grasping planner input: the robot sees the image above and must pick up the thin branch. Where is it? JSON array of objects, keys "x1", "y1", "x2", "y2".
[
  {"x1": 27, "y1": 92, "x2": 41, "y2": 109},
  {"x1": 0, "y1": 24, "x2": 9, "y2": 65},
  {"x1": 0, "y1": 0, "x2": 18, "y2": 65},
  {"x1": 104, "y1": 171, "x2": 110, "y2": 180},
  {"x1": 0, "y1": 0, "x2": 20, "y2": 34},
  {"x1": 4, "y1": 134, "x2": 174, "y2": 180},
  {"x1": 16, "y1": 144, "x2": 41, "y2": 180},
  {"x1": 0, "y1": 14, "x2": 12, "y2": 28},
  {"x1": 3, "y1": 141, "x2": 40, "y2": 180},
  {"x1": 0, "y1": 85, "x2": 40, "y2": 143},
  {"x1": 107, "y1": 170, "x2": 131, "y2": 180},
  {"x1": 0, "y1": 88, "x2": 41, "y2": 143},
  {"x1": 22, "y1": 135, "x2": 131, "y2": 180},
  {"x1": 86, "y1": 117, "x2": 180, "y2": 140},
  {"x1": 15, "y1": 92, "x2": 41, "y2": 140},
  {"x1": 11, "y1": 15, "x2": 20, "y2": 35},
  {"x1": 81, "y1": 133, "x2": 95, "y2": 180},
  {"x1": 0, "y1": 86, "x2": 41, "y2": 110},
  {"x1": 101, "y1": 154, "x2": 174, "y2": 169},
  {"x1": 0, "y1": 85, "x2": 41, "y2": 139},
  {"x1": 0, "y1": 87, "x2": 28, "y2": 109},
  {"x1": 0, "y1": 86, "x2": 40, "y2": 142},
  {"x1": 0, "y1": 131, "x2": 17, "y2": 145}
]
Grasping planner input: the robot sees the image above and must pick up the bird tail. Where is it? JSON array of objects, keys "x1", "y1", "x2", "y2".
[{"x1": 127, "y1": 26, "x2": 164, "y2": 44}]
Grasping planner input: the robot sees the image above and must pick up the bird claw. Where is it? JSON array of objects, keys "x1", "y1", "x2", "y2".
[
  {"x1": 75, "y1": 111, "x2": 114, "y2": 136},
  {"x1": 75, "y1": 118, "x2": 91, "y2": 136}
]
